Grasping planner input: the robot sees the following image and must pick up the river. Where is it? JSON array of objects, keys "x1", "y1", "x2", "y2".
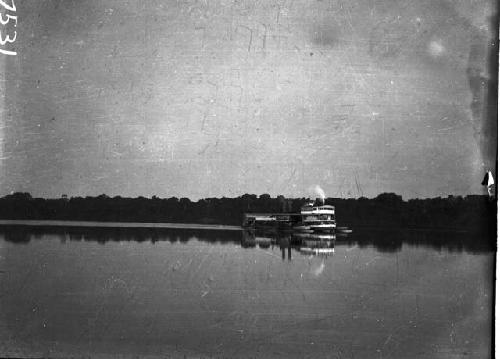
[{"x1": 0, "y1": 226, "x2": 493, "y2": 358}]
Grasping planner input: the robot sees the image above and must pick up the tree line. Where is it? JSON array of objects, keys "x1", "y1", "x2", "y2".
[{"x1": 0, "y1": 192, "x2": 495, "y2": 234}]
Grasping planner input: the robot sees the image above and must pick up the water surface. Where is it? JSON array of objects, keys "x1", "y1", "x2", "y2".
[{"x1": 0, "y1": 227, "x2": 493, "y2": 358}]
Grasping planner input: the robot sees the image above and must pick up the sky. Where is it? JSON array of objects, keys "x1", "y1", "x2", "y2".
[{"x1": 0, "y1": 0, "x2": 497, "y2": 199}]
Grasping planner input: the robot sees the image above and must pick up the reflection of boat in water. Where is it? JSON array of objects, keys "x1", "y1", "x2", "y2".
[
  {"x1": 292, "y1": 232, "x2": 336, "y2": 241},
  {"x1": 241, "y1": 229, "x2": 336, "y2": 259},
  {"x1": 243, "y1": 199, "x2": 336, "y2": 233},
  {"x1": 298, "y1": 232, "x2": 335, "y2": 256},
  {"x1": 241, "y1": 231, "x2": 257, "y2": 248},
  {"x1": 292, "y1": 225, "x2": 313, "y2": 232},
  {"x1": 302, "y1": 239, "x2": 333, "y2": 247},
  {"x1": 336, "y1": 226, "x2": 353, "y2": 234},
  {"x1": 241, "y1": 229, "x2": 289, "y2": 248},
  {"x1": 255, "y1": 236, "x2": 272, "y2": 248},
  {"x1": 299, "y1": 247, "x2": 335, "y2": 255}
]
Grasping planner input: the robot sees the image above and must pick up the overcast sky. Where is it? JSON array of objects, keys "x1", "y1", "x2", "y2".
[{"x1": 0, "y1": 0, "x2": 497, "y2": 199}]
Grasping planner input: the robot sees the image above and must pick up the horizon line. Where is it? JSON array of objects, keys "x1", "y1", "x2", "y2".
[{"x1": 2, "y1": 191, "x2": 492, "y2": 202}]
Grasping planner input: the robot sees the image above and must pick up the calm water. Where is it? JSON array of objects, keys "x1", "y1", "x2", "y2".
[{"x1": 0, "y1": 227, "x2": 493, "y2": 358}]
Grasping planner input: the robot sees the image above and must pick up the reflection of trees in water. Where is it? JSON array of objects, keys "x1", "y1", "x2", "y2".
[
  {"x1": 0, "y1": 226, "x2": 239, "y2": 246},
  {"x1": 243, "y1": 229, "x2": 494, "y2": 254},
  {"x1": 2, "y1": 227, "x2": 32, "y2": 244},
  {"x1": 338, "y1": 229, "x2": 494, "y2": 254},
  {"x1": 0, "y1": 226, "x2": 494, "y2": 254}
]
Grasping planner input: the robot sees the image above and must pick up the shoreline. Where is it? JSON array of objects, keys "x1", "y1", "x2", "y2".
[{"x1": 0, "y1": 220, "x2": 242, "y2": 231}]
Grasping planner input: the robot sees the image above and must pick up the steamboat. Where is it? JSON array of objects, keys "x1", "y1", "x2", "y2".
[{"x1": 243, "y1": 199, "x2": 336, "y2": 233}]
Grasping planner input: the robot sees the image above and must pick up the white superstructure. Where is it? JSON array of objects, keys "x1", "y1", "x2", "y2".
[{"x1": 300, "y1": 202, "x2": 336, "y2": 232}]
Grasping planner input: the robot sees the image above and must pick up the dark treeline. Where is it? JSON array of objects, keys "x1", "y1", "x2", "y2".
[{"x1": 0, "y1": 192, "x2": 495, "y2": 234}]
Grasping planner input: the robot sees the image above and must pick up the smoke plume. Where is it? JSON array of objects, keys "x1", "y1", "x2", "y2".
[{"x1": 312, "y1": 185, "x2": 326, "y2": 203}]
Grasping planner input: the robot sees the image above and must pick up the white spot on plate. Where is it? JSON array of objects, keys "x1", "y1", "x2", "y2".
[{"x1": 428, "y1": 40, "x2": 445, "y2": 58}]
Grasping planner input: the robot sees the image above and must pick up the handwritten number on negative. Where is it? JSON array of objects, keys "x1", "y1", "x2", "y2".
[
  {"x1": 0, "y1": 0, "x2": 15, "y2": 12},
  {"x1": 0, "y1": 13, "x2": 16, "y2": 26},
  {"x1": 0, "y1": 29, "x2": 16, "y2": 46},
  {"x1": 0, "y1": 0, "x2": 16, "y2": 55}
]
